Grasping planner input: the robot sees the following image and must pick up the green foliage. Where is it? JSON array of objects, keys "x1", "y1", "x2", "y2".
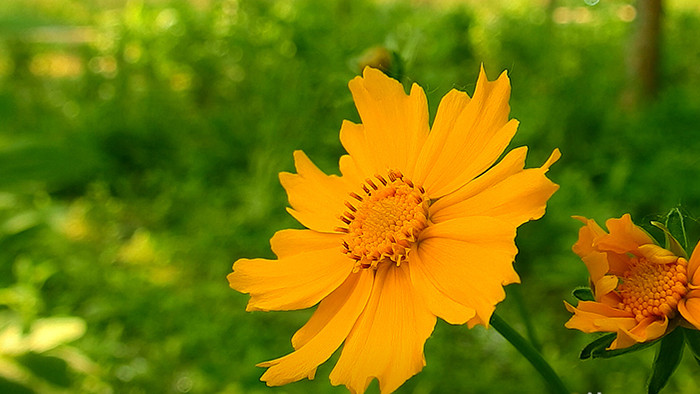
[
  {"x1": 579, "y1": 333, "x2": 660, "y2": 360},
  {"x1": 1, "y1": 0, "x2": 700, "y2": 393},
  {"x1": 648, "y1": 328, "x2": 685, "y2": 394},
  {"x1": 572, "y1": 287, "x2": 595, "y2": 302}
]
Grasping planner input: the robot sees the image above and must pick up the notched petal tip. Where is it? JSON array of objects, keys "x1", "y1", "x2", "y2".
[{"x1": 543, "y1": 148, "x2": 561, "y2": 169}]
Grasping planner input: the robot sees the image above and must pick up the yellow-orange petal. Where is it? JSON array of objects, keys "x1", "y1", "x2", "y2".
[
  {"x1": 429, "y1": 149, "x2": 560, "y2": 227},
  {"x1": 415, "y1": 216, "x2": 519, "y2": 327},
  {"x1": 257, "y1": 270, "x2": 373, "y2": 386},
  {"x1": 564, "y1": 301, "x2": 636, "y2": 334},
  {"x1": 228, "y1": 241, "x2": 354, "y2": 312},
  {"x1": 279, "y1": 150, "x2": 351, "y2": 233},
  {"x1": 687, "y1": 240, "x2": 700, "y2": 285},
  {"x1": 338, "y1": 153, "x2": 364, "y2": 188},
  {"x1": 595, "y1": 214, "x2": 655, "y2": 255},
  {"x1": 611, "y1": 317, "x2": 667, "y2": 350},
  {"x1": 270, "y1": 229, "x2": 341, "y2": 258},
  {"x1": 329, "y1": 263, "x2": 436, "y2": 394},
  {"x1": 339, "y1": 120, "x2": 376, "y2": 179},
  {"x1": 429, "y1": 146, "x2": 527, "y2": 213},
  {"x1": 579, "y1": 251, "x2": 612, "y2": 286},
  {"x1": 572, "y1": 216, "x2": 608, "y2": 259},
  {"x1": 413, "y1": 67, "x2": 516, "y2": 198},
  {"x1": 408, "y1": 244, "x2": 477, "y2": 325},
  {"x1": 638, "y1": 244, "x2": 678, "y2": 265},
  {"x1": 679, "y1": 290, "x2": 700, "y2": 330},
  {"x1": 410, "y1": 88, "x2": 471, "y2": 189},
  {"x1": 345, "y1": 67, "x2": 430, "y2": 178},
  {"x1": 592, "y1": 275, "x2": 619, "y2": 300},
  {"x1": 572, "y1": 216, "x2": 638, "y2": 277}
]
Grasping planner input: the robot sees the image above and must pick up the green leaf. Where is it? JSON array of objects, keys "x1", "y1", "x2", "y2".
[
  {"x1": 665, "y1": 208, "x2": 688, "y2": 251},
  {"x1": 648, "y1": 328, "x2": 685, "y2": 394},
  {"x1": 650, "y1": 207, "x2": 690, "y2": 259},
  {"x1": 596, "y1": 339, "x2": 659, "y2": 359},
  {"x1": 683, "y1": 328, "x2": 700, "y2": 367},
  {"x1": 580, "y1": 333, "x2": 660, "y2": 360},
  {"x1": 579, "y1": 333, "x2": 615, "y2": 359},
  {"x1": 572, "y1": 287, "x2": 595, "y2": 302}
]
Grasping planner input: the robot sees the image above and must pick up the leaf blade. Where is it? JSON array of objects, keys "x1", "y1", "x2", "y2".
[{"x1": 647, "y1": 328, "x2": 684, "y2": 394}]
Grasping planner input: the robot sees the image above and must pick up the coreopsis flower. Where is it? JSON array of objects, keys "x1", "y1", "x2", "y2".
[
  {"x1": 565, "y1": 214, "x2": 700, "y2": 350},
  {"x1": 229, "y1": 67, "x2": 560, "y2": 393}
]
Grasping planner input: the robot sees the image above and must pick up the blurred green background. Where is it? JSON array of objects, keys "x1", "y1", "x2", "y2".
[{"x1": 1, "y1": 0, "x2": 700, "y2": 393}]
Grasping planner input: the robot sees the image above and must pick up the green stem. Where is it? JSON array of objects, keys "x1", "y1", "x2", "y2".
[
  {"x1": 511, "y1": 286, "x2": 542, "y2": 351},
  {"x1": 490, "y1": 313, "x2": 569, "y2": 394}
]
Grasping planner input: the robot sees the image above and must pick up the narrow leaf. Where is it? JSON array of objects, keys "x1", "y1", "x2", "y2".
[
  {"x1": 651, "y1": 218, "x2": 687, "y2": 259},
  {"x1": 665, "y1": 208, "x2": 688, "y2": 251},
  {"x1": 593, "y1": 338, "x2": 658, "y2": 359},
  {"x1": 580, "y1": 333, "x2": 615, "y2": 360},
  {"x1": 683, "y1": 328, "x2": 700, "y2": 367},
  {"x1": 648, "y1": 328, "x2": 684, "y2": 394}
]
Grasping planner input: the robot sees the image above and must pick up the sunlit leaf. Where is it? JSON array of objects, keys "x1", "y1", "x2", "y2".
[
  {"x1": 27, "y1": 317, "x2": 86, "y2": 353},
  {"x1": 0, "y1": 321, "x2": 25, "y2": 356}
]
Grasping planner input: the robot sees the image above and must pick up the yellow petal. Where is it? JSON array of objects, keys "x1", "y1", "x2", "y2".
[
  {"x1": 611, "y1": 317, "x2": 667, "y2": 350},
  {"x1": 279, "y1": 150, "x2": 350, "y2": 233},
  {"x1": 270, "y1": 229, "x2": 341, "y2": 258},
  {"x1": 429, "y1": 146, "x2": 528, "y2": 212},
  {"x1": 572, "y1": 216, "x2": 608, "y2": 258},
  {"x1": 408, "y1": 244, "x2": 477, "y2": 325},
  {"x1": 687, "y1": 240, "x2": 700, "y2": 285},
  {"x1": 564, "y1": 301, "x2": 636, "y2": 334},
  {"x1": 414, "y1": 217, "x2": 519, "y2": 327},
  {"x1": 592, "y1": 275, "x2": 619, "y2": 300},
  {"x1": 338, "y1": 153, "x2": 364, "y2": 188},
  {"x1": 346, "y1": 67, "x2": 430, "y2": 178},
  {"x1": 228, "y1": 241, "x2": 354, "y2": 311},
  {"x1": 580, "y1": 252, "x2": 612, "y2": 285},
  {"x1": 411, "y1": 89, "x2": 471, "y2": 187},
  {"x1": 329, "y1": 263, "x2": 436, "y2": 394},
  {"x1": 257, "y1": 270, "x2": 373, "y2": 386},
  {"x1": 679, "y1": 291, "x2": 700, "y2": 330},
  {"x1": 572, "y1": 215, "x2": 638, "y2": 277},
  {"x1": 414, "y1": 67, "x2": 516, "y2": 198},
  {"x1": 638, "y1": 244, "x2": 678, "y2": 265},
  {"x1": 595, "y1": 214, "x2": 655, "y2": 254},
  {"x1": 339, "y1": 120, "x2": 377, "y2": 178},
  {"x1": 429, "y1": 149, "x2": 560, "y2": 227}
]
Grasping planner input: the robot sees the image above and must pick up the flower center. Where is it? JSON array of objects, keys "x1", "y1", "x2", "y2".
[
  {"x1": 336, "y1": 171, "x2": 429, "y2": 270},
  {"x1": 617, "y1": 256, "x2": 689, "y2": 322}
]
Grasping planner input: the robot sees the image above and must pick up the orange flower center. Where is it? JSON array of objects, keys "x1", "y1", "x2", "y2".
[
  {"x1": 617, "y1": 256, "x2": 689, "y2": 322},
  {"x1": 336, "y1": 171, "x2": 429, "y2": 270}
]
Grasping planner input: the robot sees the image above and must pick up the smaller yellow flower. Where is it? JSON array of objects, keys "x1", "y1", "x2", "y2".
[{"x1": 565, "y1": 214, "x2": 700, "y2": 349}]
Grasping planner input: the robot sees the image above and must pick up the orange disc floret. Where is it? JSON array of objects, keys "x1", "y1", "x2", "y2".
[
  {"x1": 617, "y1": 256, "x2": 688, "y2": 322},
  {"x1": 338, "y1": 171, "x2": 429, "y2": 270}
]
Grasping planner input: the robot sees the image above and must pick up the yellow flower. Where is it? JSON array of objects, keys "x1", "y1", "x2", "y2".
[
  {"x1": 229, "y1": 67, "x2": 560, "y2": 393},
  {"x1": 565, "y1": 214, "x2": 700, "y2": 350}
]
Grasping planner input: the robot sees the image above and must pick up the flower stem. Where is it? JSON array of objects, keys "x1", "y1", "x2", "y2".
[{"x1": 490, "y1": 313, "x2": 569, "y2": 394}]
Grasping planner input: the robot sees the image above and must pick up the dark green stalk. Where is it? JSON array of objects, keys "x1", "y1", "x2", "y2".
[
  {"x1": 510, "y1": 286, "x2": 542, "y2": 351},
  {"x1": 490, "y1": 313, "x2": 569, "y2": 394}
]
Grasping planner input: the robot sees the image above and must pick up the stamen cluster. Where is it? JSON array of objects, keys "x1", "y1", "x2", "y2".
[
  {"x1": 336, "y1": 171, "x2": 429, "y2": 270},
  {"x1": 617, "y1": 256, "x2": 689, "y2": 322}
]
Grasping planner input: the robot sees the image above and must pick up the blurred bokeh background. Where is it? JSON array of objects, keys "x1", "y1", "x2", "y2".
[{"x1": 1, "y1": 0, "x2": 700, "y2": 393}]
